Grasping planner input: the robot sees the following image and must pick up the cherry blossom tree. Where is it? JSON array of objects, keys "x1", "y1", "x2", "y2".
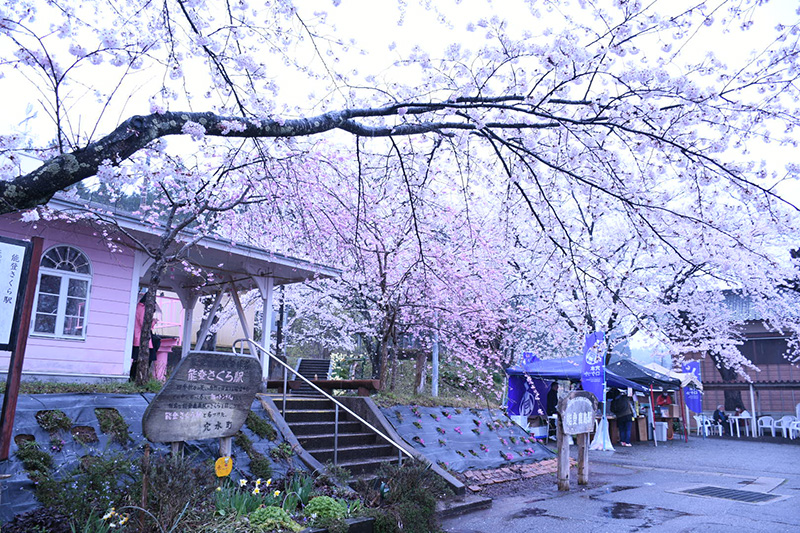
[
  {"x1": 2, "y1": 0, "x2": 800, "y2": 385},
  {"x1": 223, "y1": 143, "x2": 511, "y2": 391}
]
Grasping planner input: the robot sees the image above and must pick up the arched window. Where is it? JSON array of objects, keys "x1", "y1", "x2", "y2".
[{"x1": 32, "y1": 245, "x2": 92, "y2": 339}]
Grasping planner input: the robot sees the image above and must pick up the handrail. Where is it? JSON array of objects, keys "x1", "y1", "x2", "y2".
[{"x1": 232, "y1": 338, "x2": 413, "y2": 461}]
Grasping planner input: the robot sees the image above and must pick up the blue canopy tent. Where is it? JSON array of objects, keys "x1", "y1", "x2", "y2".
[
  {"x1": 506, "y1": 356, "x2": 648, "y2": 394},
  {"x1": 506, "y1": 356, "x2": 647, "y2": 417},
  {"x1": 506, "y1": 356, "x2": 650, "y2": 447}
]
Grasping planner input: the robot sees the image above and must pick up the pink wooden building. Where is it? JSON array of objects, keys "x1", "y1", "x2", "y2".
[{"x1": 0, "y1": 198, "x2": 338, "y2": 382}]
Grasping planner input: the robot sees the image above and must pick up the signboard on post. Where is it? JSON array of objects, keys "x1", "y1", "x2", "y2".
[
  {"x1": 0, "y1": 236, "x2": 32, "y2": 351},
  {"x1": 560, "y1": 394, "x2": 596, "y2": 435},
  {"x1": 143, "y1": 351, "x2": 262, "y2": 443},
  {"x1": 682, "y1": 361, "x2": 703, "y2": 414},
  {"x1": 580, "y1": 332, "x2": 605, "y2": 401},
  {"x1": 556, "y1": 391, "x2": 598, "y2": 491},
  {"x1": 0, "y1": 236, "x2": 40, "y2": 460}
]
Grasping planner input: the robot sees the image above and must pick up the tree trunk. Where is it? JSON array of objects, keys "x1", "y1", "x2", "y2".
[
  {"x1": 709, "y1": 352, "x2": 745, "y2": 410},
  {"x1": 136, "y1": 262, "x2": 165, "y2": 385},
  {"x1": 414, "y1": 351, "x2": 427, "y2": 395},
  {"x1": 378, "y1": 339, "x2": 390, "y2": 387}
]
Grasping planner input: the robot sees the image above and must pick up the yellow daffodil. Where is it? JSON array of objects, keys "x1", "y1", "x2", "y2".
[
  {"x1": 252, "y1": 487, "x2": 261, "y2": 495},
  {"x1": 239, "y1": 479, "x2": 247, "y2": 487},
  {"x1": 119, "y1": 514, "x2": 130, "y2": 525},
  {"x1": 255, "y1": 478, "x2": 262, "y2": 487},
  {"x1": 102, "y1": 509, "x2": 115, "y2": 520},
  {"x1": 273, "y1": 490, "x2": 280, "y2": 497},
  {"x1": 266, "y1": 478, "x2": 272, "y2": 486},
  {"x1": 216, "y1": 486, "x2": 222, "y2": 492}
]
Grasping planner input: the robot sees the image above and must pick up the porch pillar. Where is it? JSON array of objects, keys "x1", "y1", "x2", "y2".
[
  {"x1": 173, "y1": 287, "x2": 199, "y2": 357},
  {"x1": 253, "y1": 276, "x2": 275, "y2": 380}
]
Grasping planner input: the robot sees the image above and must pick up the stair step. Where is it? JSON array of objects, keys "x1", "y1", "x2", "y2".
[
  {"x1": 289, "y1": 421, "x2": 364, "y2": 436},
  {"x1": 272, "y1": 397, "x2": 333, "y2": 409},
  {"x1": 332, "y1": 456, "x2": 401, "y2": 476},
  {"x1": 436, "y1": 495, "x2": 493, "y2": 519},
  {"x1": 299, "y1": 432, "x2": 379, "y2": 449},
  {"x1": 283, "y1": 410, "x2": 340, "y2": 423},
  {"x1": 311, "y1": 444, "x2": 398, "y2": 463}
]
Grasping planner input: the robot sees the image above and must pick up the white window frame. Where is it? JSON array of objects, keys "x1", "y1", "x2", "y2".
[{"x1": 30, "y1": 245, "x2": 93, "y2": 340}]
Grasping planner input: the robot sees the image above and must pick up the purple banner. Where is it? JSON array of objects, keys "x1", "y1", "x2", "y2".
[
  {"x1": 581, "y1": 332, "x2": 605, "y2": 401},
  {"x1": 506, "y1": 376, "x2": 549, "y2": 417},
  {"x1": 682, "y1": 361, "x2": 703, "y2": 413}
]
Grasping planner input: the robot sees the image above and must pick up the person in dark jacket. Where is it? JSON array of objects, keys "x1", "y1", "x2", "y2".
[
  {"x1": 610, "y1": 388, "x2": 634, "y2": 446},
  {"x1": 713, "y1": 405, "x2": 729, "y2": 435},
  {"x1": 546, "y1": 382, "x2": 559, "y2": 417}
]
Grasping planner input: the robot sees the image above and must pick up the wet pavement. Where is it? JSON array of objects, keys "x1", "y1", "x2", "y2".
[{"x1": 440, "y1": 435, "x2": 800, "y2": 532}]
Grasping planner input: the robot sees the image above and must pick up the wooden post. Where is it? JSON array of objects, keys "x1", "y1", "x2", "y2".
[
  {"x1": 557, "y1": 390, "x2": 596, "y2": 491},
  {"x1": 557, "y1": 419, "x2": 570, "y2": 491},
  {"x1": 141, "y1": 444, "x2": 150, "y2": 512},
  {"x1": 171, "y1": 441, "x2": 183, "y2": 460},
  {"x1": 577, "y1": 432, "x2": 589, "y2": 485},
  {"x1": 0, "y1": 237, "x2": 42, "y2": 460},
  {"x1": 219, "y1": 436, "x2": 232, "y2": 458}
]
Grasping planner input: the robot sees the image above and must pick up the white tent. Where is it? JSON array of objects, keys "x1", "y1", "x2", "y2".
[{"x1": 643, "y1": 362, "x2": 703, "y2": 391}]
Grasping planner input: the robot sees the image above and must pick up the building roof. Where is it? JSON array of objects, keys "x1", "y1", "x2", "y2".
[{"x1": 45, "y1": 197, "x2": 341, "y2": 294}]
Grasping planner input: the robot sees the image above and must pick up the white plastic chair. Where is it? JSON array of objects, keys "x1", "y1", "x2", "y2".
[
  {"x1": 788, "y1": 420, "x2": 800, "y2": 440},
  {"x1": 693, "y1": 415, "x2": 719, "y2": 437},
  {"x1": 692, "y1": 415, "x2": 707, "y2": 436},
  {"x1": 757, "y1": 416, "x2": 776, "y2": 437},
  {"x1": 773, "y1": 416, "x2": 798, "y2": 438}
]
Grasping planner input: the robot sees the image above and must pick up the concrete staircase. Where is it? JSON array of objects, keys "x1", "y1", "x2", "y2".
[
  {"x1": 290, "y1": 358, "x2": 332, "y2": 396},
  {"x1": 278, "y1": 395, "x2": 401, "y2": 476}
]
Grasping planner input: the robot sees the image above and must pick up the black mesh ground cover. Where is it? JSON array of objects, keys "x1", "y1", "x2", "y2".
[
  {"x1": 380, "y1": 405, "x2": 555, "y2": 472},
  {"x1": 0, "y1": 393, "x2": 299, "y2": 524}
]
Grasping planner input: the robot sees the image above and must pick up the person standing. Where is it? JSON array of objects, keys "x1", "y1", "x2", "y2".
[
  {"x1": 546, "y1": 382, "x2": 560, "y2": 416},
  {"x1": 611, "y1": 388, "x2": 634, "y2": 447}
]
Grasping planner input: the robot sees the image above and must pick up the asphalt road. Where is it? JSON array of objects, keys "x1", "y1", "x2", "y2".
[{"x1": 440, "y1": 435, "x2": 800, "y2": 533}]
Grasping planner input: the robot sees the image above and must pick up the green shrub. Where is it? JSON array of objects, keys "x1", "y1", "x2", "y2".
[
  {"x1": 358, "y1": 460, "x2": 450, "y2": 533},
  {"x1": 248, "y1": 505, "x2": 303, "y2": 532},
  {"x1": 234, "y1": 431, "x2": 274, "y2": 480},
  {"x1": 249, "y1": 454, "x2": 274, "y2": 481},
  {"x1": 269, "y1": 442, "x2": 294, "y2": 460},
  {"x1": 304, "y1": 495, "x2": 347, "y2": 521},
  {"x1": 94, "y1": 408, "x2": 130, "y2": 444},
  {"x1": 35, "y1": 410, "x2": 73, "y2": 433},
  {"x1": 139, "y1": 452, "x2": 216, "y2": 530},
  {"x1": 14, "y1": 441, "x2": 53, "y2": 476},
  {"x1": 34, "y1": 452, "x2": 138, "y2": 527},
  {"x1": 246, "y1": 411, "x2": 278, "y2": 441}
]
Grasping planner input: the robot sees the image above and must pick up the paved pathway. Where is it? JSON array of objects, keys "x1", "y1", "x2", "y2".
[{"x1": 441, "y1": 436, "x2": 800, "y2": 532}]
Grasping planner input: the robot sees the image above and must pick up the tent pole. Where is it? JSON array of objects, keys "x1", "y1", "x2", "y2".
[
  {"x1": 650, "y1": 384, "x2": 657, "y2": 447},
  {"x1": 602, "y1": 374, "x2": 607, "y2": 449},
  {"x1": 749, "y1": 384, "x2": 757, "y2": 438},
  {"x1": 680, "y1": 387, "x2": 688, "y2": 443}
]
